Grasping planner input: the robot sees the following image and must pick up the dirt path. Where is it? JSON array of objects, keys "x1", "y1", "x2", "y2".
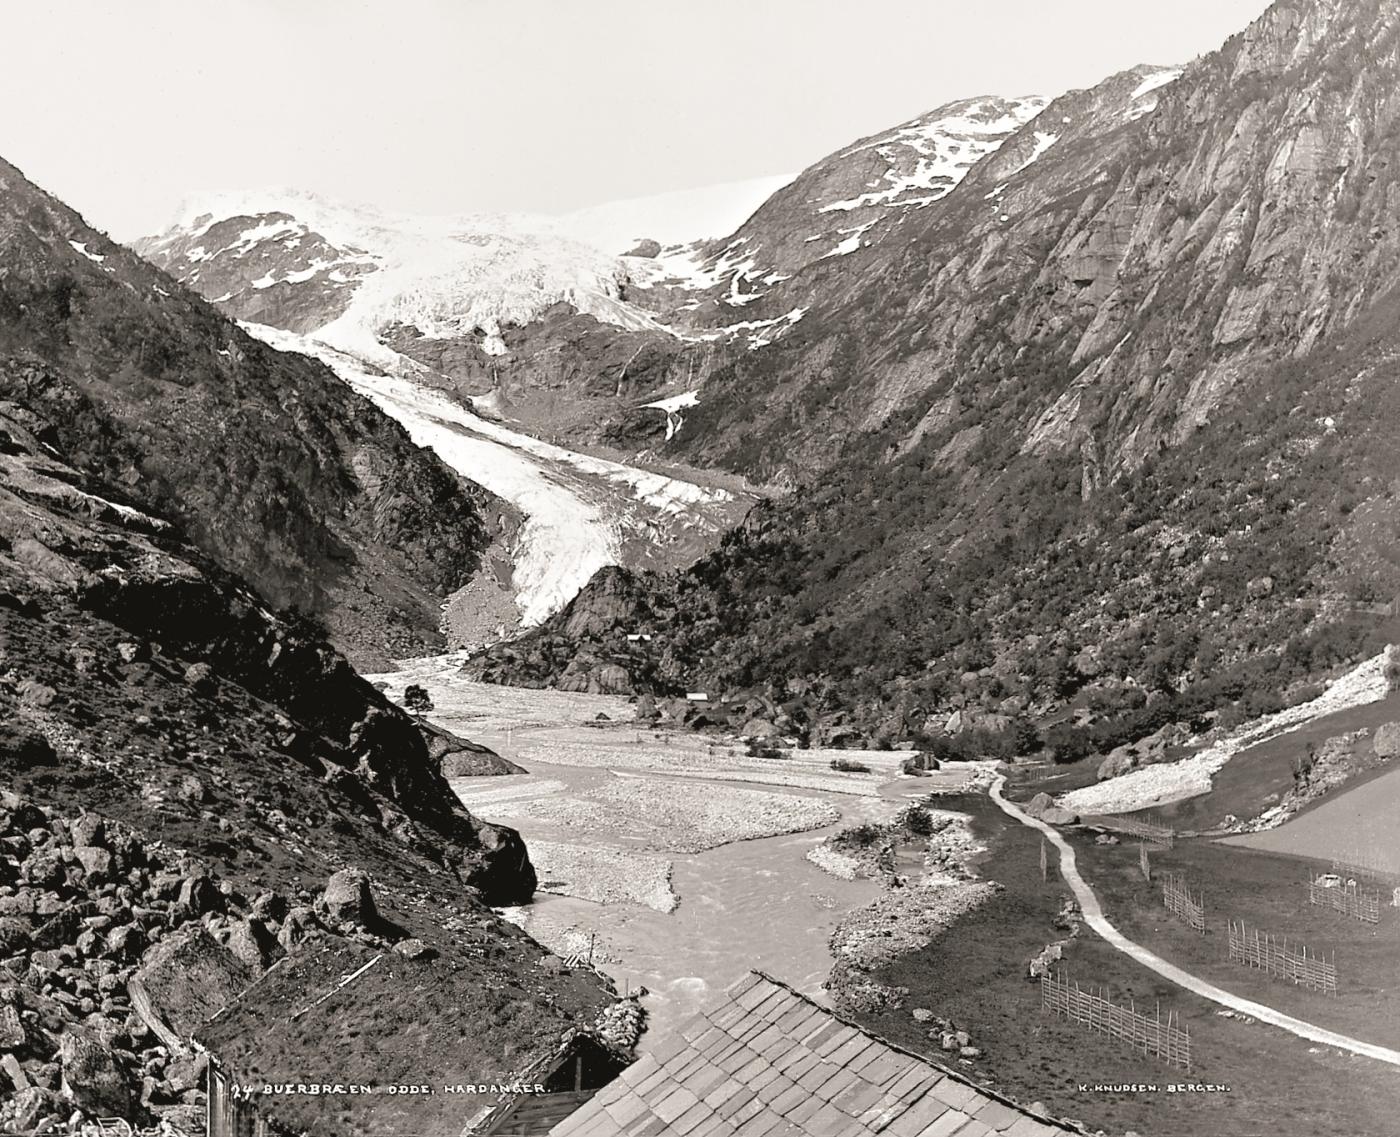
[{"x1": 990, "y1": 775, "x2": 1400, "y2": 1067}]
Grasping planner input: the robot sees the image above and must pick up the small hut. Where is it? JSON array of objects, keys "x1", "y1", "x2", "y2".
[{"x1": 198, "y1": 935, "x2": 628, "y2": 1137}]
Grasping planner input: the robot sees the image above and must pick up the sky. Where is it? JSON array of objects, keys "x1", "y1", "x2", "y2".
[{"x1": 3, "y1": 0, "x2": 1274, "y2": 240}]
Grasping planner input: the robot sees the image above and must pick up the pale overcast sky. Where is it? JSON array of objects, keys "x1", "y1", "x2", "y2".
[{"x1": 3, "y1": 0, "x2": 1273, "y2": 240}]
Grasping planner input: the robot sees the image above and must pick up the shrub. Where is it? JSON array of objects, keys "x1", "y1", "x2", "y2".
[
  {"x1": 403, "y1": 684, "x2": 433, "y2": 712},
  {"x1": 746, "y1": 739, "x2": 787, "y2": 760},
  {"x1": 833, "y1": 822, "x2": 883, "y2": 849},
  {"x1": 830, "y1": 757, "x2": 871, "y2": 773},
  {"x1": 897, "y1": 804, "x2": 935, "y2": 836}
]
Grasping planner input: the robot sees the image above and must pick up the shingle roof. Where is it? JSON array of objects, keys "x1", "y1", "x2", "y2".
[{"x1": 550, "y1": 972, "x2": 1073, "y2": 1137}]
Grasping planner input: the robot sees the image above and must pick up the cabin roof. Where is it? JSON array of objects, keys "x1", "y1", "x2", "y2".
[
  {"x1": 197, "y1": 933, "x2": 603, "y2": 1137},
  {"x1": 551, "y1": 972, "x2": 1074, "y2": 1137}
]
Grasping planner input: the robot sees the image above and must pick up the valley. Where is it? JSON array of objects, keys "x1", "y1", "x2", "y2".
[
  {"x1": 244, "y1": 324, "x2": 753, "y2": 642},
  {"x1": 6, "y1": 2, "x2": 1400, "y2": 1135}
]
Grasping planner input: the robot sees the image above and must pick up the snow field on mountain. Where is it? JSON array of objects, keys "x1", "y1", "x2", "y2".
[
  {"x1": 245, "y1": 323, "x2": 733, "y2": 624},
  {"x1": 358, "y1": 378, "x2": 620, "y2": 626}
]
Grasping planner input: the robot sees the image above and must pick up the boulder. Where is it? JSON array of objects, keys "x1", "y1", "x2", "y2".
[
  {"x1": 1039, "y1": 806, "x2": 1079, "y2": 826},
  {"x1": 277, "y1": 907, "x2": 322, "y2": 951},
  {"x1": 420, "y1": 720, "x2": 523, "y2": 777},
  {"x1": 1097, "y1": 746, "x2": 1138, "y2": 781},
  {"x1": 459, "y1": 822, "x2": 538, "y2": 906},
  {"x1": 1246, "y1": 575, "x2": 1275, "y2": 600},
  {"x1": 1374, "y1": 722, "x2": 1400, "y2": 760},
  {"x1": 17, "y1": 679, "x2": 57, "y2": 708},
  {"x1": 322, "y1": 868, "x2": 378, "y2": 926},
  {"x1": 220, "y1": 918, "x2": 284, "y2": 972},
  {"x1": 69, "y1": 813, "x2": 107, "y2": 849},
  {"x1": 1023, "y1": 793, "x2": 1055, "y2": 819},
  {"x1": 739, "y1": 716, "x2": 780, "y2": 739},
  {"x1": 0, "y1": 918, "x2": 30, "y2": 956},
  {"x1": 59, "y1": 1031, "x2": 132, "y2": 1114},
  {"x1": 73, "y1": 845, "x2": 114, "y2": 881},
  {"x1": 177, "y1": 874, "x2": 223, "y2": 915},
  {"x1": 250, "y1": 891, "x2": 288, "y2": 925},
  {"x1": 182, "y1": 662, "x2": 215, "y2": 692},
  {"x1": 128, "y1": 924, "x2": 254, "y2": 1051},
  {"x1": 0, "y1": 1004, "x2": 24, "y2": 1049}
]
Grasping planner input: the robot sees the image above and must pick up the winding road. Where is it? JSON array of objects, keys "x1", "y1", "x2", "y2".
[{"x1": 989, "y1": 776, "x2": 1400, "y2": 1067}]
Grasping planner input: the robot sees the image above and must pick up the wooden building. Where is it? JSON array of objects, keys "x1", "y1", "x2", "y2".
[
  {"x1": 551, "y1": 972, "x2": 1076, "y2": 1137},
  {"x1": 197, "y1": 935, "x2": 627, "y2": 1137}
]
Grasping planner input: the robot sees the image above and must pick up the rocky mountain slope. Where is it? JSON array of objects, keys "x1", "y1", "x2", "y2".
[
  {"x1": 0, "y1": 391, "x2": 614, "y2": 1131},
  {"x1": 470, "y1": 0, "x2": 1400, "y2": 752},
  {"x1": 623, "y1": 94, "x2": 1052, "y2": 316},
  {"x1": 0, "y1": 159, "x2": 499, "y2": 667}
]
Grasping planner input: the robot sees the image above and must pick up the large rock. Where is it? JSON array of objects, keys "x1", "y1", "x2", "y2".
[
  {"x1": 322, "y1": 867, "x2": 378, "y2": 926},
  {"x1": 560, "y1": 566, "x2": 639, "y2": 639},
  {"x1": 460, "y1": 822, "x2": 537, "y2": 906},
  {"x1": 1039, "y1": 806, "x2": 1080, "y2": 826},
  {"x1": 128, "y1": 924, "x2": 254, "y2": 1051},
  {"x1": 1373, "y1": 721, "x2": 1400, "y2": 760},
  {"x1": 419, "y1": 720, "x2": 524, "y2": 777},
  {"x1": 1097, "y1": 745, "x2": 1138, "y2": 781},
  {"x1": 60, "y1": 1031, "x2": 132, "y2": 1114},
  {"x1": 219, "y1": 918, "x2": 285, "y2": 972},
  {"x1": 1023, "y1": 793, "x2": 1055, "y2": 818}
]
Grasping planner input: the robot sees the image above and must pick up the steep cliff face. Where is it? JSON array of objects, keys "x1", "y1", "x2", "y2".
[
  {"x1": 672, "y1": 0, "x2": 1400, "y2": 480},
  {"x1": 472, "y1": 0, "x2": 1400, "y2": 751},
  {"x1": 0, "y1": 160, "x2": 497, "y2": 663}
]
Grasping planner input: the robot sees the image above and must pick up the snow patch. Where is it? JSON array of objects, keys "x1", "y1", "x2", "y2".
[
  {"x1": 68, "y1": 241, "x2": 105, "y2": 264},
  {"x1": 642, "y1": 389, "x2": 701, "y2": 441}
]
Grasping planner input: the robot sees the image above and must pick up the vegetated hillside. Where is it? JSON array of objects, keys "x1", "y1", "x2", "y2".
[
  {"x1": 470, "y1": 0, "x2": 1400, "y2": 754},
  {"x1": 0, "y1": 392, "x2": 613, "y2": 1131},
  {"x1": 0, "y1": 159, "x2": 498, "y2": 664}
]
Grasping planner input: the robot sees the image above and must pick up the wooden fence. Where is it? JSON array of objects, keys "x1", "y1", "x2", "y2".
[
  {"x1": 1308, "y1": 879, "x2": 1381, "y2": 924},
  {"x1": 1040, "y1": 971, "x2": 1191, "y2": 1070},
  {"x1": 1162, "y1": 871, "x2": 1206, "y2": 934},
  {"x1": 1227, "y1": 920, "x2": 1337, "y2": 994},
  {"x1": 1095, "y1": 813, "x2": 1175, "y2": 849}
]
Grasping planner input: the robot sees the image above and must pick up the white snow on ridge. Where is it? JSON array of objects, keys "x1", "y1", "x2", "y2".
[
  {"x1": 159, "y1": 189, "x2": 683, "y2": 364},
  {"x1": 1126, "y1": 67, "x2": 1184, "y2": 121},
  {"x1": 642, "y1": 390, "x2": 700, "y2": 415},
  {"x1": 1131, "y1": 67, "x2": 1184, "y2": 102},
  {"x1": 822, "y1": 96, "x2": 1048, "y2": 213},
  {"x1": 642, "y1": 389, "x2": 700, "y2": 441},
  {"x1": 69, "y1": 240, "x2": 105, "y2": 264}
]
